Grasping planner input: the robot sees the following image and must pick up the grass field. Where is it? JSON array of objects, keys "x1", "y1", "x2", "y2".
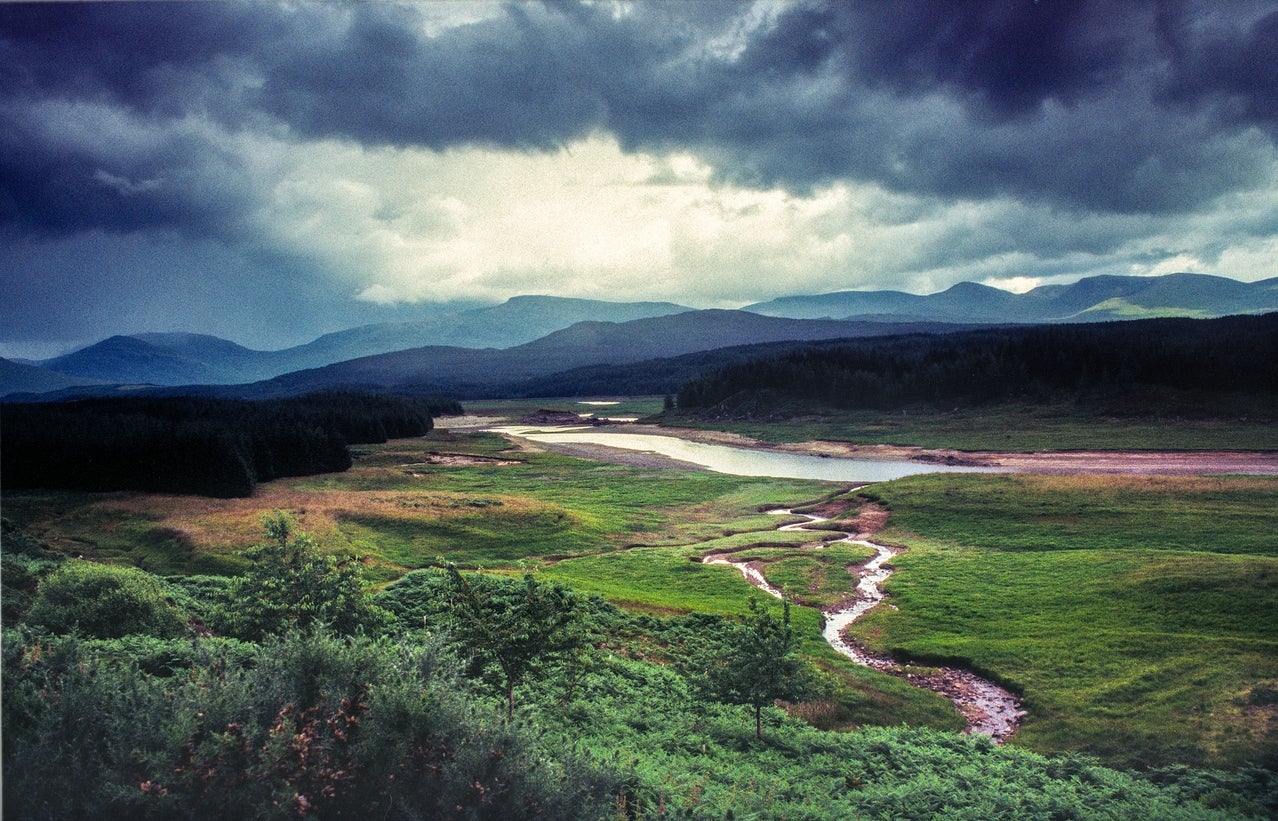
[
  {"x1": 0, "y1": 428, "x2": 969, "y2": 732},
  {"x1": 6, "y1": 425, "x2": 1276, "y2": 768},
  {"x1": 4, "y1": 430, "x2": 827, "y2": 582},
  {"x1": 852, "y1": 473, "x2": 1278, "y2": 768}
]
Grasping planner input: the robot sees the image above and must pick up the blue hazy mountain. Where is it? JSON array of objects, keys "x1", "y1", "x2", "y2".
[
  {"x1": 21, "y1": 296, "x2": 691, "y2": 389},
  {"x1": 8, "y1": 274, "x2": 1275, "y2": 398},
  {"x1": 744, "y1": 273, "x2": 1278, "y2": 323},
  {"x1": 238, "y1": 310, "x2": 954, "y2": 398}
]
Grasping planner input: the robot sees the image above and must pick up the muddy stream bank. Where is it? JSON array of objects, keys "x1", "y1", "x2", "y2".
[{"x1": 703, "y1": 509, "x2": 1024, "y2": 743}]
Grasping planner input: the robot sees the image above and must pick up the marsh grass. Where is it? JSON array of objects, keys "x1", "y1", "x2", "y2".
[
  {"x1": 4, "y1": 432, "x2": 832, "y2": 581},
  {"x1": 853, "y1": 473, "x2": 1278, "y2": 767}
]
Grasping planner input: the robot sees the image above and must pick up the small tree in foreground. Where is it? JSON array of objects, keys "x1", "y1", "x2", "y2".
[
  {"x1": 444, "y1": 566, "x2": 581, "y2": 718},
  {"x1": 220, "y1": 511, "x2": 388, "y2": 641},
  {"x1": 707, "y1": 596, "x2": 811, "y2": 739}
]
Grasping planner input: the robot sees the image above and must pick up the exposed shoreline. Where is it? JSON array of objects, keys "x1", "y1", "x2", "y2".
[
  {"x1": 444, "y1": 415, "x2": 1278, "y2": 475},
  {"x1": 647, "y1": 425, "x2": 1278, "y2": 475}
]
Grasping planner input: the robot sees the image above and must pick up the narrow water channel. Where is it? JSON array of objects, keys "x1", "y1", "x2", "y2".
[
  {"x1": 703, "y1": 510, "x2": 1024, "y2": 742},
  {"x1": 491, "y1": 424, "x2": 1023, "y2": 740}
]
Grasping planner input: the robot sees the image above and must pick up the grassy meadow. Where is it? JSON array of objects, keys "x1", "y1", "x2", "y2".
[
  {"x1": 4, "y1": 426, "x2": 970, "y2": 734},
  {"x1": 6, "y1": 423, "x2": 1277, "y2": 772},
  {"x1": 854, "y1": 473, "x2": 1278, "y2": 768}
]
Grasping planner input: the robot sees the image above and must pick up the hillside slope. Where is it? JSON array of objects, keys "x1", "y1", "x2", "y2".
[{"x1": 239, "y1": 311, "x2": 963, "y2": 398}]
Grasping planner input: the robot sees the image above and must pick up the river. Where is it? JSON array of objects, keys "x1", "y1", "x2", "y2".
[
  {"x1": 488, "y1": 425, "x2": 996, "y2": 482},
  {"x1": 489, "y1": 422, "x2": 1023, "y2": 740}
]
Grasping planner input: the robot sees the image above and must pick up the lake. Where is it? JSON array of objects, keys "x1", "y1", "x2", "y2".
[{"x1": 489, "y1": 426, "x2": 996, "y2": 482}]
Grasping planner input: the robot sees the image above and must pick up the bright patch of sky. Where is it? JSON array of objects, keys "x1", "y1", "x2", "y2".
[
  {"x1": 239, "y1": 132, "x2": 1276, "y2": 310},
  {"x1": 2, "y1": 1, "x2": 1275, "y2": 352}
]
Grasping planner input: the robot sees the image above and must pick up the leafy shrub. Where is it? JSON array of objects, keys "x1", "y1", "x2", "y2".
[
  {"x1": 158, "y1": 574, "x2": 234, "y2": 628},
  {"x1": 1, "y1": 552, "x2": 58, "y2": 626},
  {"x1": 80, "y1": 635, "x2": 258, "y2": 677},
  {"x1": 374, "y1": 567, "x2": 456, "y2": 631},
  {"x1": 25, "y1": 560, "x2": 187, "y2": 639},
  {"x1": 377, "y1": 567, "x2": 582, "y2": 718},
  {"x1": 217, "y1": 512, "x2": 391, "y2": 642},
  {"x1": 1, "y1": 629, "x2": 621, "y2": 819}
]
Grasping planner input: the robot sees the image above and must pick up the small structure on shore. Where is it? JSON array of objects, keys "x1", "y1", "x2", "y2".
[{"x1": 518, "y1": 408, "x2": 607, "y2": 426}]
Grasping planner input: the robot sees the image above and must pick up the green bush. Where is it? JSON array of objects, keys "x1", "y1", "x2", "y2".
[
  {"x1": 1, "y1": 629, "x2": 621, "y2": 819},
  {"x1": 25, "y1": 561, "x2": 187, "y2": 639},
  {"x1": 217, "y1": 512, "x2": 391, "y2": 641}
]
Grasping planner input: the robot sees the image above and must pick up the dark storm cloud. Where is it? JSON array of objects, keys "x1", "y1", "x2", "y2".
[
  {"x1": 1158, "y1": 3, "x2": 1278, "y2": 133},
  {"x1": 0, "y1": 2, "x2": 284, "y2": 237},
  {"x1": 3, "y1": 0, "x2": 1275, "y2": 232},
  {"x1": 661, "y1": 0, "x2": 1278, "y2": 212}
]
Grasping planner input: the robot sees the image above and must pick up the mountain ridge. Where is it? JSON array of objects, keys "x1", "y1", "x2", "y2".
[
  {"x1": 7, "y1": 274, "x2": 1276, "y2": 399},
  {"x1": 742, "y1": 273, "x2": 1278, "y2": 323}
]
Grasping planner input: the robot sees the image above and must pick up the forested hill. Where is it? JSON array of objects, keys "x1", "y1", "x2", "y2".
[
  {"x1": 1, "y1": 393, "x2": 461, "y2": 498},
  {"x1": 676, "y1": 314, "x2": 1278, "y2": 415}
]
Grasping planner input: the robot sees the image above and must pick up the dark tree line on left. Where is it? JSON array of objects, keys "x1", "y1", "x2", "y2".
[{"x1": 1, "y1": 392, "x2": 462, "y2": 498}]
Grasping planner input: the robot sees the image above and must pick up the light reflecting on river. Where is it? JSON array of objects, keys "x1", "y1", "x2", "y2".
[{"x1": 490, "y1": 426, "x2": 995, "y2": 482}]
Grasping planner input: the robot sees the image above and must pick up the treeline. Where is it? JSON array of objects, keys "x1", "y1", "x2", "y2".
[
  {"x1": 1, "y1": 393, "x2": 462, "y2": 498},
  {"x1": 677, "y1": 314, "x2": 1278, "y2": 413}
]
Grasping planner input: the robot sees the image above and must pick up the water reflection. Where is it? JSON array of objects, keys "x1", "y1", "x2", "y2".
[{"x1": 490, "y1": 426, "x2": 995, "y2": 482}]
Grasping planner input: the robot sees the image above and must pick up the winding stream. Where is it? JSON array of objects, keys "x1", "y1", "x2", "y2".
[
  {"x1": 703, "y1": 509, "x2": 1024, "y2": 743},
  {"x1": 488, "y1": 423, "x2": 1023, "y2": 740}
]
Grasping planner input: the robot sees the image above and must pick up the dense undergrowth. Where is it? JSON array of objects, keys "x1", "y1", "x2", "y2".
[{"x1": 4, "y1": 516, "x2": 1277, "y2": 819}]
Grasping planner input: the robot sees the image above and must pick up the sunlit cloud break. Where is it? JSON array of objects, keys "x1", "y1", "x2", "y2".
[{"x1": 1, "y1": 0, "x2": 1275, "y2": 351}]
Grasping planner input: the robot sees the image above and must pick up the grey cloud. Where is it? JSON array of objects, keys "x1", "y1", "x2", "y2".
[
  {"x1": 657, "y1": 1, "x2": 1278, "y2": 213},
  {"x1": 0, "y1": 231, "x2": 480, "y2": 352},
  {"x1": 0, "y1": 96, "x2": 264, "y2": 240},
  {"x1": 4, "y1": 0, "x2": 1276, "y2": 226},
  {"x1": 1158, "y1": 3, "x2": 1278, "y2": 135}
]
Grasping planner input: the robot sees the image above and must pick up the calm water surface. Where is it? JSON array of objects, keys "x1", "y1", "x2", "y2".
[{"x1": 491, "y1": 426, "x2": 995, "y2": 482}]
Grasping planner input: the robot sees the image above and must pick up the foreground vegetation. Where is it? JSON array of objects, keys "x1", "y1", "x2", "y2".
[
  {"x1": 6, "y1": 513, "x2": 1275, "y2": 818},
  {"x1": 5, "y1": 421, "x2": 1277, "y2": 817}
]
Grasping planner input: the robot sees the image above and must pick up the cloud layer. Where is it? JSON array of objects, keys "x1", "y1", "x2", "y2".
[{"x1": 2, "y1": 0, "x2": 1275, "y2": 353}]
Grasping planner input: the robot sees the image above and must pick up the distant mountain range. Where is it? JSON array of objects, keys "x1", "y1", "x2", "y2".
[
  {"x1": 13, "y1": 296, "x2": 691, "y2": 389},
  {"x1": 240, "y1": 312, "x2": 959, "y2": 399},
  {"x1": 4, "y1": 273, "x2": 1275, "y2": 400},
  {"x1": 744, "y1": 273, "x2": 1278, "y2": 323}
]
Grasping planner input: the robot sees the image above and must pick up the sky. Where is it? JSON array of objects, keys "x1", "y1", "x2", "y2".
[{"x1": 2, "y1": 1, "x2": 1276, "y2": 357}]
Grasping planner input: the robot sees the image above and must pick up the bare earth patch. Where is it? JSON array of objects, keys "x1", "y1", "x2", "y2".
[{"x1": 401, "y1": 453, "x2": 519, "y2": 468}]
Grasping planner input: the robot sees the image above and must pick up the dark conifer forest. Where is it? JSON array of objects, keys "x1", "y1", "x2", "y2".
[
  {"x1": 1, "y1": 393, "x2": 461, "y2": 497},
  {"x1": 676, "y1": 314, "x2": 1278, "y2": 414}
]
